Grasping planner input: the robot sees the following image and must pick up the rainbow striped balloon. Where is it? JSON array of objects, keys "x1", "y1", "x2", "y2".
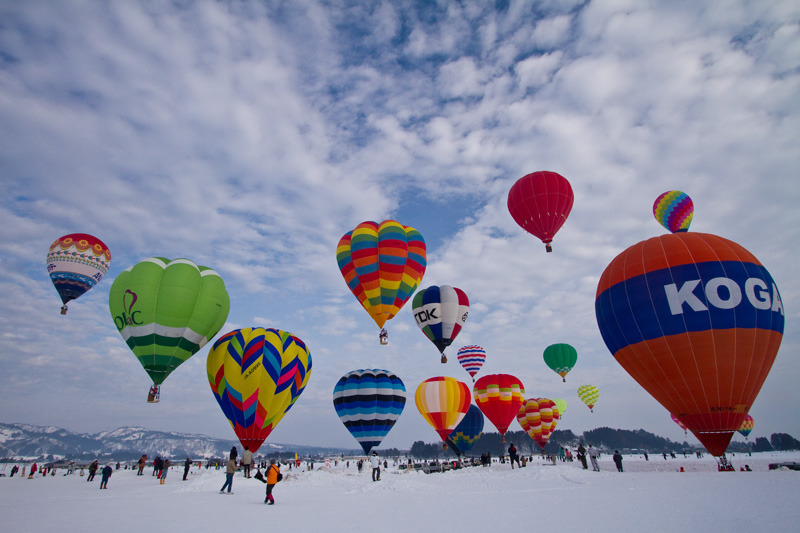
[
  {"x1": 653, "y1": 190, "x2": 693, "y2": 233},
  {"x1": 336, "y1": 220, "x2": 426, "y2": 331},
  {"x1": 457, "y1": 345, "x2": 486, "y2": 381}
]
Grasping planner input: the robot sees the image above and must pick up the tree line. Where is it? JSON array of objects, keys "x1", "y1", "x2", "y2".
[{"x1": 405, "y1": 428, "x2": 800, "y2": 460}]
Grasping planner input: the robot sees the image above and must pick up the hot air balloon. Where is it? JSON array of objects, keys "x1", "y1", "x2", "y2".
[
  {"x1": 473, "y1": 374, "x2": 525, "y2": 442},
  {"x1": 446, "y1": 404, "x2": 484, "y2": 455},
  {"x1": 336, "y1": 220, "x2": 426, "y2": 344},
  {"x1": 738, "y1": 414, "x2": 754, "y2": 439},
  {"x1": 47, "y1": 233, "x2": 111, "y2": 314},
  {"x1": 577, "y1": 385, "x2": 599, "y2": 412},
  {"x1": 517, "y1": 398, "x2": 560, "y2": 452},
  {"x1": 412, "y1": 285, "x2": 469, "y2": 363},
  {"x1": 415, "y1": 377, "x2": 471, "y2": 445},
  {"x1": 457, "y1": 345, "x2": 486, "y2": 381},
  {"x1": 543, "y1": 343, "x2": 578, "y2": 382},
  {"x1": 671, "y1": 413, "x2": 688, "y2": 435},
  {"x1": 207, "y1": 327, "x2": 312, "y2": 453},
  {"x1": 332, "y1": 369, "x2": 406, "y2": 454},
  {"x1": 595, "y1": 232, "x2": 784, "y2": 456},
  {"x1": 553, "y1": 398, "x2": 567, "y2": 417},
  {"x1": 507, "y1": 171, "x2": 574, "y2": 252},
  {"x1": 653, "y1": 191, "x2": 693, "y2": 233},
  {"x1": 109, "y1": 257, "x2": 230, "y2": 402}
]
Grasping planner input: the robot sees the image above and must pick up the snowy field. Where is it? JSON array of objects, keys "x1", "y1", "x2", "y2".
[{"x1": 2, "y1": 451, "x2": 799, "y2": 533}]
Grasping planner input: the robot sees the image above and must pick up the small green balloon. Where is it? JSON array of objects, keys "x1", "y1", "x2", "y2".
[{"x1": 543, "y1": 343, "x2": 578, "y2": 382}]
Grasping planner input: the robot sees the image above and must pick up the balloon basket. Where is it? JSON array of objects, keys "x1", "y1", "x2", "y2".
[
  {"x1": 60, "y1": 305, "x2": 68, "y2": 315},
  {"x1": 545, "y1": 243, "x2": 553, "y2": 253},
  {"x1": 147, "y1": 385, "x2": 160, "y2": 403},
  {"x1": 379, "y1": 329, "x2": 388, "y2": 345},
  {"x1": 440, "y1": 355, "x2": 447, "y2": 364}
]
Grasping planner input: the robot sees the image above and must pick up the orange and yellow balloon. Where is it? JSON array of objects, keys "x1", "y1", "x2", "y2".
[
  {"x1": 415, "y1": 376, "x2": 471, "y2": 442},
  {"x1": 517, "y1": 398, "x2": 560, "y2": 451}
]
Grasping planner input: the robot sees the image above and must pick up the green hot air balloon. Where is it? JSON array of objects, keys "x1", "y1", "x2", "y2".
[
  {"x1": 543, "y1": 343, "x2": 578, "y2": 382},
  {"x1": 109, "y1": 257, "x2": 230, "y2": 402}
]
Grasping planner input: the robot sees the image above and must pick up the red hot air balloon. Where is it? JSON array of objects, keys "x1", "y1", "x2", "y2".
[
  {"x1": 507, "y1": 171, "x2": 574, "y2": 252},
  {"x1": 473, "y1": 374, "x2": 525, "y2": 442},
  {"x1": 595, "y1": 232, "x2": 784, "y2": 456}
]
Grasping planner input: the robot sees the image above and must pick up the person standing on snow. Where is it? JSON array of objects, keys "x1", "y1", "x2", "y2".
[
  {"x1": 160, "y1": 459, "x2": 170, "y2": 484},
  {"x1": 613, "y1": 450, "x2": 623, "y2": 472},
  {"x1": 100, "y1": 464, "x2": 113, "y2": 489},
  {"x1": 508, "y1": 443, "x2": 521, "y2": 469},
  {"x1": 220, "y1": 457, "x2": 236, "y2": 494},
  {"x1": 265, "y1": 459, "x2": 280, "y2": 505},
  {"x1": 577, "y1": 444, "x2": 588, "y2": 469},
  {"x1": 87, "y1": 460, "x2": 99, "y2": 481},
  {"x1": 589, "y1": 445, "x2": 600, "y2": 471},
  {"x1": 370, "y1": 451, "x2": 381, "y2": 481},
  {"x1": 241, "y1": 446, "x2": 253, "y2": 478},
  {"x1": 183, "y1": 457, "x2": 192, "y2": 481},
  {"x1": 137, "y1": 455, "x2": 147, "y2": 476}
]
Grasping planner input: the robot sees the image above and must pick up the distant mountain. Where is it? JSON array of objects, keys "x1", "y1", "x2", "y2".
[{"x1": 0, "y1": 423, "x2": 358, "y2": 462}]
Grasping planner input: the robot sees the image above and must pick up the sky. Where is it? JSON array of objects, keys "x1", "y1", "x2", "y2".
[{"x1": 0, "y1": 0, "x2": 798, "y2": 451}]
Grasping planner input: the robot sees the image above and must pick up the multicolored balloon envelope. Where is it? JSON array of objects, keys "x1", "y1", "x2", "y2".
[
  {"x1": 333, "y1": 369, "x2": 406, "y2": 454},
  {"x1": 738, "y1": 414, "x2": 754, "y2": 438},
  {"x1": 207, "y1": 328, "x2": 312, "y2": 453},
  {"x1": 671, "y1": 413, "x2": 688, "y2": 434},
  {"x1": 109, "y1": 257, "x2": 230, "y2": 401},
  {"x1": 457, "y1": 345, "x2": 486, "y2": 381},
  {"x1": 473, "y1": 374, "x2": 525, "y2": 441},
  {"x1": 507, "y1": 171, "x2": 574, "y2": 252},
  {"x1": 653, "y1": 191, "x2": 693, "y2": 233},
  {"x1": 577, "y1": 385, "x2": 599, "y2": 412},
  {"x1": 595, "y1": 232, "x2": 784, "y2": 456},
  {"x1": 412, "y1": 285, "x2": 469, "y2": 363},
  {"x1": 517, "y1": 398, "x2": 560, "y2": 451},
  {"x1": 47, "y1": 233, "x2": 111, "y2": 314},
  {"x1": 447, "y1": 404, "x2": 484, "y2": 455},
  {"x1": 336, "y1": 220, "x2": 426, "y2": 340},
  {"x1": 543, "y1": 343, "x2": 578, "y2": 382},
  {"x1": 415, "y1": 377, "x2": 471, "y2": 443}
]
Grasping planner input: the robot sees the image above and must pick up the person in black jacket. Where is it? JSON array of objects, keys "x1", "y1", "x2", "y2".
[
  {"x1": 183, "y1": 457, "x2": 192, "y2": 480},
  {"x1": 100, "y1": 464, "x2": 112, "y2": 489},
  {"x1": 613, "y1": 450, "x2": 623, "y2": 472}
]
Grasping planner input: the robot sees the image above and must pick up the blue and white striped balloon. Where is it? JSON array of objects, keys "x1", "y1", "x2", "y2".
[{"x1": 333, "y1": 369, "x2": 406, "y2": 454}]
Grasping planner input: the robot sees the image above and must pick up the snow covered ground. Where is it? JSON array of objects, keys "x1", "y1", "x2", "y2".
[{"x1": 2, "y1": 451, "x2": 799, "y2": 532}]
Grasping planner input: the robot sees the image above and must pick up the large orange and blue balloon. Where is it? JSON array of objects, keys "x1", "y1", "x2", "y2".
[
  {"x1": 447, "y1": 404, "x2": 484, "y2": 455},
  {"x1": 457, "y1": 345, "x2": 486, "y2": 381},
  {"x1": 412, "y1": 285, "x2": 469, "y2": 363},
  {"x1": 207, "y1": 327, "x2": 312, "y2": 452},
  {"x1": 653, "y1": 191, "x2": 693, "y2": 233},
  {"x1": 333, "y1": 369, "x2": 406, "y2": 454},
  {"x1": 473, "y1": 374, "x2": 525, "y2": 442},
  {"x1": 596, "y1": 232, "x2": 784, "y2": 456},
  {"x1": 47, "y1": 233, "x2": 111, "y2": 314},
  {"x1": 336, "y1": 220, "x2": 426, "y2": 342},
  {"x1": 507, "y1": 171, "x2": 574, "y2": 252},
  {"x1": 415, "y1": 376, "x2": 471, "y2": 443},
  {"x1": 543, "y1": 343, "x2": 578, "y2": 382}
]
